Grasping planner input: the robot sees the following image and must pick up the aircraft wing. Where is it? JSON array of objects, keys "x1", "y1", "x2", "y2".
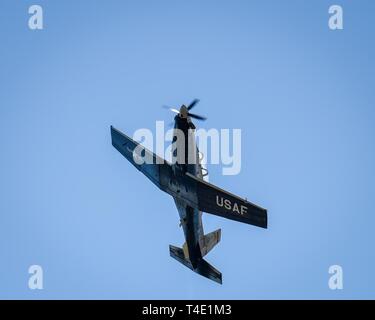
[
  {"x1": 111, "y1": 126, "x2": 172, "y2": 190},
  {"x1": 185, "y1": 173, "x2": 267, "y2": 228}
]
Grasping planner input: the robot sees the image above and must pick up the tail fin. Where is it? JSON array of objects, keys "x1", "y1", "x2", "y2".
[
  {"x1": 201, "y1": 229, "x2": 221, "y2": 257},
  {"x1": 169, "y1": 245, "x2": 222, "y2": 284}
]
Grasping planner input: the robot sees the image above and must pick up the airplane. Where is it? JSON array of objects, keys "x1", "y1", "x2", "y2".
[{"x1": 110, "y1": 99, "x2": 267, "y2": 284}]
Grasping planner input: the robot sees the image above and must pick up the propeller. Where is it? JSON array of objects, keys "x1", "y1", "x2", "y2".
[
  {"x1": 188, "y1": 112, "x2": 207, "y2": 120},
  {"x1": 187, "y1": 99, "x2": 200, "y2": 110},
  {"x1": 163, "y1": 99, "x2": 207, "y2": 121},
  {"x1": 163, "y1": 106, "x2": 180, "y2": 114}
]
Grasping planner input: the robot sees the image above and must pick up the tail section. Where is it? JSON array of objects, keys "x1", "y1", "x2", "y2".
[{"x1": 169, "y1": 245, "x2": 222, "y2": 284}]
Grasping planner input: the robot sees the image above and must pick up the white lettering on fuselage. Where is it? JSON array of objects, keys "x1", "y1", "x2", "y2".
[{"x1": 216, "y1": 196, "x2": 248, "y2": 215}]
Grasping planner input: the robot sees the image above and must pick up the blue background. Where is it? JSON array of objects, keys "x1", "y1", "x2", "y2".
[{"x1": 1, "y1": 0, "x2": 374, "y2": 299}]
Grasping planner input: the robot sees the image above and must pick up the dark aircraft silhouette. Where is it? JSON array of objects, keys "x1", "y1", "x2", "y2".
[{"x1": 111, "y1": 99, "x2": 267, "y2": 284}]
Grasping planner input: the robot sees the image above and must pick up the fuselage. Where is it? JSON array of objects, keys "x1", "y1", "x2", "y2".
[{"x1": 172, "y1": 113, "x2": 205, "y2": 268}]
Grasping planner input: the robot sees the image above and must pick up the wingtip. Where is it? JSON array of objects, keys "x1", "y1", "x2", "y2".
[{"x1": 264, "y1": 209, "x2": 268, "y2": 229}]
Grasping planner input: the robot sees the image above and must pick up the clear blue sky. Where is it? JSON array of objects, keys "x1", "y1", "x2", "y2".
[{"x1": 1, "y1": 0, "x2": 374, "y2": 299}]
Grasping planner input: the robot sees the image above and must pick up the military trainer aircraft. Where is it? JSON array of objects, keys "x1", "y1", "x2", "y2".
[{"x1": 110, "y1": 99, "x2": 267, "y2": 284}]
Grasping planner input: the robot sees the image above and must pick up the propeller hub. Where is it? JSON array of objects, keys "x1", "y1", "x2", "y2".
[
  {"x1": 163, "y1": 99, "x2": 206, "y2": 122},
  {"x1": 179, "y1": 105, "x2": 188, "y2": 118}
]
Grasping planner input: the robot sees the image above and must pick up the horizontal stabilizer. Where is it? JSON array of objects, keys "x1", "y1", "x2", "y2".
[
  {"x1": 169, "y1": 245, "x2": 222, "y2": 284},
  {"x1": 169, "y1": 245, "x2": 193, "y2": 270},
  {"x1": 201, "y1": 229, "x2": 221, "y2": 257},
  {"x1": 195, "y1": 258, "x2": 222, "y2": 284}
]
